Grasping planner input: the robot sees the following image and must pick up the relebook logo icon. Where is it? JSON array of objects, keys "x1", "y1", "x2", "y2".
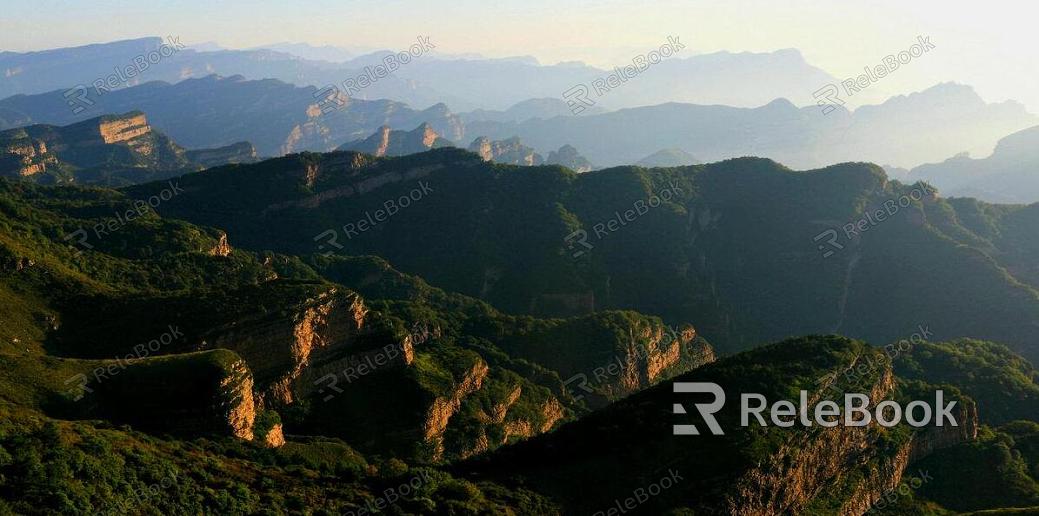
[
  {"x1": 674, "y1": 382, "x2": 959, "y2": 436},
  {"x1": 673, "y1": 382, "x2": 726, "y2": 435}
]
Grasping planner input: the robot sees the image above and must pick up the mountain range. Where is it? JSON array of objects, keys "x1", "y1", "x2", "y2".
[
  {"x1": 1, "y1": 75, "x2": 1032, "y2": 171},
  {"x1": 1, "y1": 37, "x2": 848, "y2": 111},
  {"x1": 0, "y1": 75, "x2": 464, "y2": 156},
  {"x1": 3, "y1": 34, "x2": 1039, "y2": 515},
  {"x1": 906, "y1": 124, "x2": 1039, "y2": 203},
  {"x1": 465, "y1": 83, "x2": 1037, "y2": 169},
  {"x1": 121, "y1": 148, "x2": 1039, "y2": 367},
  {"x1": 2, "y1": 145, "x2": 1037, "y2": 513},
  {"x1": 0, "y1": 111, "x2": 256, "y2": 185}
]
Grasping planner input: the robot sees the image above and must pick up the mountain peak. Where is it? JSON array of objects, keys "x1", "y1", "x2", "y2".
[{"x1": 337, "y1": 123, "x2": 451, "y2": 157}]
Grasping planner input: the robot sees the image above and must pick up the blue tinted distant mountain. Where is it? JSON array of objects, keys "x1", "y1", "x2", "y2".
[
  {"x1": 0, "y1": 75, "x2": 464, "y2": 156},
  {"x1": 909, "y1": 124, "x2": 1039, "y2": 203},
  {"x1": 1, "y1": 38, "x2": 843, "y2": 111}
]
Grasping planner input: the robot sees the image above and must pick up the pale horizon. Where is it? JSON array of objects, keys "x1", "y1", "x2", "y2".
[{"x1": 2, "y1": 0, "x2": 1038, "y2": 111}]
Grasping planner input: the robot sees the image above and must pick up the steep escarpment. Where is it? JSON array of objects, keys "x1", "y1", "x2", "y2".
[
  {"x1": 206, "y1": 287, "x2": 368, "y2": 407},
  {"x1": 494, "y1": 314, "x2": 715, "y2": 408},
  {"x1": 131, "y1": 152, "x2": 1039, "y2": 364},
  {"x1": 461, "y1": 336, "x2": 978, "y2": 515},
  {"x1": 337, "y1": 123, "x2": 452, "y2": 157},
  {"x1": 3, "y1": 177, "x2": 714, "y2": 468},
  {"x1": 0, "y1": 133, "x2": 55, "y2": 176},
  {"x1": 70, "y1": 349, "x2": 258, "y2": 441},
  {"x1": 0, "y1": 113, "x2": 259, "y2": 185},
  {"x1": 422, "y1": 357, "x2": 490, "y2": 459},
  {"x1": 467, "y1": 136, "x2": 543, "y2": 165},
  {"x1": 723, "y1": 360, "x2": 899, "y2": 515},
  {"x1": 95, "y1": 111, "x2": 152, "y2": 143},
  {"x1": 0, "y1": 111, "x2": 194, "y2": 180}
]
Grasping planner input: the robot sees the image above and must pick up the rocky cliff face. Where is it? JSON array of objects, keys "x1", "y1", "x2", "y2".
[
  {"x1": 724, "y1": 364, "x2": 898, "y2": 514},
  {"x1": 597, "y1": 325, "x2": 715, "y2": 402},
  {"x1": 96, "y1": 112, "x2": 151, "y2": 144},
  {"x1": 0, "y1": 135, "x2": 54, "y2": 176},
  {"x1": 337, "y1": 123, "x2": 452, "y2": 157},
  {"x1": 206, "y1": 288, "x2": 368, "y2": 408},
  {"x1": 423, "y1": 359, "x2": 490, "y2": 461},
  {"x1": 0, "y1": 111, "x2": 194, "y2": 181},
  {"x1": 508, "y1": 320, "x2": 715, "y2": 408},
  {"x1": 459, "y1": 337, "x2": 980, "y2": 515},
  {"x1": 908, "y1": 397, "x2": 979, "y2": 462},
  {"x1": 467, "y1": 136, "x2": 543, "y2": 165},
  {"x1": 208, "y1": 231, "x2": 233, "y2": 257},
  {"x1": 725, "y1": 361, "x2": 980, "y2": 516},
  {"x1": 217, "y1": 358, "x2": 257, "y2": 441},
  {"x1": 82, "y1": 349, "x2": 260, "y2": 443}
]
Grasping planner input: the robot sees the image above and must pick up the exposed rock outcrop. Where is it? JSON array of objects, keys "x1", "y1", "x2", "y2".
[
  {"x1": 82, "y1": 349, "x2": 259, "y2": 442},
  {"x1": 467, "y1": 136, "x2": 543, "y2": 166},
  {"x1": 337, "y1": 123, "x2": 452, "y2": 157},
  {"x1": 262, "y1": 424, "x2": 286, "y2": 448},
  {"x1": 208, "y1": 231, "x2": 232, "y2": 257},
  {"x1": 0, "y1": 111, "x2": 196, "y2": 181},
  {"x1": 725, "y1": 356, "x2": 979, "y2": 516},
  {"x1": 0, "y1": 137, "x2": 54, "y2": 176},
  {"x1": 501, "y1": 398, "x2": 566, "y2": 441},
  {"x1": 423, "y1": 359, "x2": 490, "y2": 460},
  {"x1": 97, "y1": 112, "x2": 151, "y2": 143},
  {"x1": 908, "y1": 398, "x2": 979, "y2": 462},
  {"x1": 723, "y1": 363, "x2": 898, "y2": 515},
  {"x1": 206, "y1": 288, "x2": 368, "y2": 408},
  {"x1": 218, "y1": 358, "x2": 257, "y2": 440},
  {"x1": 578, "y1": 323, "x2": 714, "y2": 407}
]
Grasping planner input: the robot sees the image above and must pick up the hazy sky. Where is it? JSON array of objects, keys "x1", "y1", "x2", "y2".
[{"x1": 2, "y1": 0, "x2": 1037, "y2": 111}]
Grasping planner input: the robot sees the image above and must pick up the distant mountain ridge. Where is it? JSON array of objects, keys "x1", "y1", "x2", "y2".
[
  {"x1": 1, "y1": 77, "x2": 1031, "y2": 170},
  {"x1": 0, "y1": 75, "x2": 464, "y2": 156},
  {"x1": 636, "y1": 148, "x2": 701, "y2": 167},
  {"x1": 908, "y1": 124, "x2": 1039, "y2": 203},
  {"x1": 464, "y1": 83, "x2": 1036, "y2": 168},
  {"x1": 336, "y1": 125, "x2": 596, "y2": 172},
  {"x1": 0, "y1": 37, "x2": 843, "y2": 111}
]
